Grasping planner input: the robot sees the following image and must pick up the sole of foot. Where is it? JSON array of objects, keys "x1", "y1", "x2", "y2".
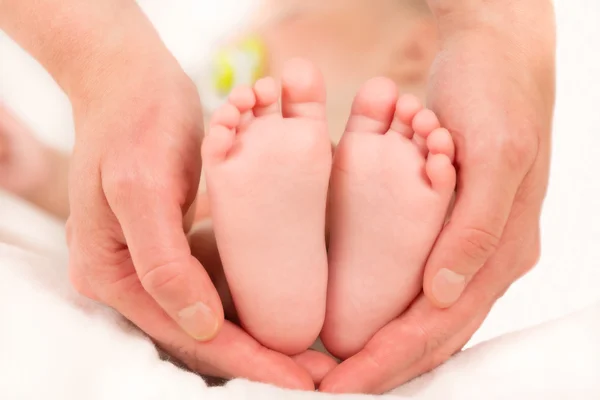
[
  {"x1": 202, "y1": 58, "x2": 332, "y2": 355},
  {"x1": 322, "y1": 77, "x2": 456, "y2": 359}
]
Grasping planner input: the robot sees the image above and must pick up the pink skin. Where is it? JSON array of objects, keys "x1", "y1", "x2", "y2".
[
  {"x1": 0, "y1": 105, "x2": 52, "y2": 196},
  {"x1": 322, "y1": 77, "x2": 456, "y2": 359},
  {"x1": 2, "y1": 0, "x2": 331, "y2": 388},
  {"x1": 1, "y1": 0, "x2": 553, "y2": 388},
  {"x1": 202, "y1": 58, "x2": 331, "y2": 356},
  {"x1": 319, "y1": 1, "x2": 555, "y2": 393},
  {"x1": 1, "y1": 69, "x2": 455, "y2": 377},
  {"x1": 0, "y1": 105, "x2": 70, "y2": 219}
]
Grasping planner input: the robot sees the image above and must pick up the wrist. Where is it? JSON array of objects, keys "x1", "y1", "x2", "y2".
[
  {"x1": 65, "y1": 40, "x2": 182, "y2": 112},
  {"x1": 0, "y1": 0, "x2": 180, "y2": 106},
  {"x1": 48, "y1": 3, "x2": 179, "y2": 106}
]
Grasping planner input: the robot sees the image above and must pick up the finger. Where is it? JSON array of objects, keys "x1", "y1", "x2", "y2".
[
  {"x1": 71, "y1": 168, "x2": 312, "y2": 390},
  {"x1": 105, "y1": 276, "x2": 314, "y2": 390},
  {"x1": 319, "y1": 302, "x2": 429, "y2": 394},
  {"x1": 320, "y1": 196, "x2": 542, "y2": 394},
  {"x1": 423, "y1": 163, "x2": 523, "y2": 307},
  {"x1": 66, "y1": 230, "x2": 102, "y2": 302},
  {"x1": 67, "y1": 151, "x2": 125, "y2": 301},
  {"x1": 292, "y1": 350, "x2": 338, "y2": 387},
  {"x1": 108, "y1": 182, "x2": 224, "y2": 341},
  {"x1": 187, "y1": 225, "x2": 237, "y2": 322},
  {"x1": 378, "y1": 306, "x2": 490, "y2": 394},
  {"x1": 320, "y1": 291, "x2": 493, "y2": 394}
]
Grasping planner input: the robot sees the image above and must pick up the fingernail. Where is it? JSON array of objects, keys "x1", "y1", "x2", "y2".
[
  {"x1": 177, "y1": 302, "x2": 219, "y2": 341},
  {"x1": 432, "y1": 268, "x2": 466, "y2": 305}
]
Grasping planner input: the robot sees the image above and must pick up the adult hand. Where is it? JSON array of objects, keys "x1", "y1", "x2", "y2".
[
  {"x1": 65, "y1": 35, "x2": 319, "y2": 392},
  {"x1": 63, "y1": 22, "x2": 317, "y2": 394},
  {"x1": 320, "y1": 0, "x2": 556, "y2": 393},
  {"x1": 0, "y1": 0, "x2": 316, "y2": 389}
]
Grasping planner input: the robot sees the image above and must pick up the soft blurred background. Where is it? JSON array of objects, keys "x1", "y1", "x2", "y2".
[{"x1": 0, "y1": 0, "x2": 599, "y2": 349}]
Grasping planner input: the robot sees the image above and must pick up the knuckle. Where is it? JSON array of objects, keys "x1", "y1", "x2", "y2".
[
  {"x1": 139, "y1": 259, "x2": 187, "y2": 297},
  {"x1": 360, "y1": 315, "x2": 433, "y2": 376},
  {"x1": 423, "y1": 326, "x2": 452, "y2": 356},
  {"x1": 411, "y1": 321, "x2": 467, "y2": 373},
  {"x1": 104, "y1": 165, "x2": 171, "y2": 210},
  {"x1": 160, "y1": 340, "x2": 214, "y2": 377},
  {"x1": 103, "y1": 152, "x2": 171, "y2": 191},
  {"x1": 106, "y1": 166, "x2": 146, "y2": 193},
  {"x1": 360, "y1": 345, "x2": 385, "y2": 373},
  {"x1": 456, "y1": 226, "x2": 501, "y2": 264},
  {"x1": 402, "y1": 315, "x2": 437, "y2": 357},
  {"x1": 489, "y1": 134, "x2": 538, "y2": 172},
  {"x1": 108, "y1": 170, "x2": 137, "y2": 192},
  {"x1": 103, "y1": 169, "x2": 139, "y2": 204}
]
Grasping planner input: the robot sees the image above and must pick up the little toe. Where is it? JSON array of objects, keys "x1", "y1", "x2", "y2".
[
  {"x1": 228, "y1": 86, "x2": 256, "y2": 128},
  {"x1": 253, "y1": 77, "x2": 280, "y2": 117},
  {"x1": 427, "y1": 128, "x2": 455, "y2": 162},
  {"x1": 202, "y1": 125, "x2": 236, "y2": 165},
  {"x1": 204, "y1": 103, "x2": 240, "y2": 164},
  {"x1": 345, "y1": 77, "x2": 398, "y2": 134},
  {"x1": 426, "y1": 153, "x2": 456, "y2": 195},
  {"x1": 281, "y1": 58, "x2": 326, "y2": 120},
  {"x1": 389, "y1": 94, "x2": 422, "y2": 139}
]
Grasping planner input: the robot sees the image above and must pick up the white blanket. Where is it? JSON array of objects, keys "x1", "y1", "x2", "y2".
[
  {"x1": 1, "y1": 241, "x2": 599, "y2": 399},
  {"x1": 1, "y1": 0, "x2": 600, "y2": 398}
]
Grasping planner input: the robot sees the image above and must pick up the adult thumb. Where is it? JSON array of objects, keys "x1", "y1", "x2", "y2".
[
  {"x1": 112, "y1": 185, "x2": 224, "y2": 341},
  {"x1": 423, "y1": 165, "x2": 521, "y2": 307}
]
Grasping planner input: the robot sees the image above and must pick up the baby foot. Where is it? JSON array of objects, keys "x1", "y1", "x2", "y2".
[
  {"x1": 202, "y1": 59, "x2": 331, "y2": 355},
  {"x1": 322, "y1": 78, "x2": 456, "y2": 359}
]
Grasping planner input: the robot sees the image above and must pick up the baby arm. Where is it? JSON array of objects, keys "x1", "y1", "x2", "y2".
[{"x1": 0, "y1": 105, "x2": 70, "y2": 219}]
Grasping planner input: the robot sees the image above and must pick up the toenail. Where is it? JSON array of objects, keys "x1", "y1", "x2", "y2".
[
  {"x1": 177, "y1": 302, "x2": 219, "y2": 341},
  {"x1": 431, "y1": 268, "x2": 466, "y2": 306}
]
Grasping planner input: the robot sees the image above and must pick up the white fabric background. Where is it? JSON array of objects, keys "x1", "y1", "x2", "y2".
[{"x1": 1, "y1": 0, "x2": 599, "y2": 398}]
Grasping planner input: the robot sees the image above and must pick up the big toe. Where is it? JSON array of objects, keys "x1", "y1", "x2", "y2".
[
  {"x1": 281, "y1": 58, "x2": 326, "y2": 120},
  {"x1": 345, "y1": 77, "x2": 398, "y2": 134}
]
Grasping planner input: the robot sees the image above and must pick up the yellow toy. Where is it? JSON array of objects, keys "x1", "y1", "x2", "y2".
[{"x1": 201, "y1": 36, "x2": 268, "y2": 113}]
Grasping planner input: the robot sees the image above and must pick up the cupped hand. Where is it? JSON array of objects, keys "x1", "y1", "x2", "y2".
[
  {"x1": 320, "y1": 2, "x2": 556, "y2": 393},
  {"x1": 65, "y1": 54, "x2": 316, "y2": 389}
]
